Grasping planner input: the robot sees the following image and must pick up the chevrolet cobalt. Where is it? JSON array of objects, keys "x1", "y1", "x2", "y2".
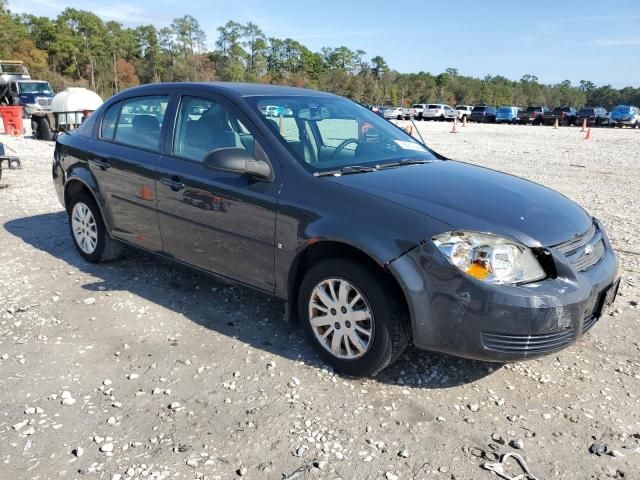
[{"x1": 53, "y1": 83, "x2": 619, "y2": 377}]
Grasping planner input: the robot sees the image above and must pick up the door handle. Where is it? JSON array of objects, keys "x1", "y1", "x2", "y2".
[
  {"x1": 161, "y1": 176, "x2": 185, "y2": 191},
  {"x1": 89, "y1": 157, "x2": 110, "y2": 170}
]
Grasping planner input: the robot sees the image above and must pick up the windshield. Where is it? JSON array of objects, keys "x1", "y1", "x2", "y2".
[
  {"x1": 497, "y1": 107, "x2": 513, "y2": 114},
  {"x1": 613, "y1": 105, "x2": 632, "y2": 114},
  {"x1": 578, "y1": 108, "x2": 595, "y2": 115},
  {"x1": 246, "y1": 95, "x2": 436, "y2": 172},
  {"x1": 18, "y1": 82, "x2": 52, "y2": 94}
]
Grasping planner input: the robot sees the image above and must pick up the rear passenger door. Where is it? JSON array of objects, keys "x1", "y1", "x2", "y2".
[
  {"x1": 155, "y1": 94, "x2": 280, "y2": 292},
  {"x1": 90, "y1": 95, "x2": 169, "y2": 252}
]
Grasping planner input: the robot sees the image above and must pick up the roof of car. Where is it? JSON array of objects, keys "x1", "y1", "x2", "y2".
[{"x1": 120, "y1": 82, "x2": 338, "y2": 98}]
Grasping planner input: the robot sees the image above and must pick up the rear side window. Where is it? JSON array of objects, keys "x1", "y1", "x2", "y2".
[{"x1": 100, "y1": 96, "x2": 169, "y2": 151}]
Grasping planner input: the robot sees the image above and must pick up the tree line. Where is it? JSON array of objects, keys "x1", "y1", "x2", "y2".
[{"x1": 2, "y1": 1, "x2": 639, "y2": 109}]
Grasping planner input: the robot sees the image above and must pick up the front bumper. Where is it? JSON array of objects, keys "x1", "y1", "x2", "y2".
[{"x1": 387, "y1": 221, "x2": 619, "y2": 361}]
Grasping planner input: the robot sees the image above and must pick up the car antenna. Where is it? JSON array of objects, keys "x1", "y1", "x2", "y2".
[{"x1": 409, "y1": 116, "x2": 427, "y2": 146}]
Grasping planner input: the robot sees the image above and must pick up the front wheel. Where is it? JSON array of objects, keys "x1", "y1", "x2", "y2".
[
  {"x1": 298, "y1": 259, "x2": 410, "y2": 377},
  {"x1": 68, "y1": 192, "x2": 122, "y2": 262}
]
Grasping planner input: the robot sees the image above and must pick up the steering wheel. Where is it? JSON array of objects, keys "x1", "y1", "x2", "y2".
[{"x1": 331, "y1": 138, "x2": 359, "y2": 160}]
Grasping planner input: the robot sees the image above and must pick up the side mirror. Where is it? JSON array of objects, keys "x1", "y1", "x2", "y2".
[{"x1": 203, "y1": 148, "x2": 272, "y2": 181}]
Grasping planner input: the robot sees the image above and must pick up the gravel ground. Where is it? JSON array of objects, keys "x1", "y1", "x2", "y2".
[{"x1": 0, "y1": 122, "x2": 639, "y2": 480}]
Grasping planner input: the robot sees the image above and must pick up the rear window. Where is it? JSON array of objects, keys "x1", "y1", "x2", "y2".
[
  {"x1": 412, "y1": 104, "x2": 423, "y2": 108},
  {"x1": 578, "y1": 108, "x2": 594, "y2": 115},
  {"x1": 427, "y1": 104, "x2": 441, "y2": 109},
  {"x1": 472, "y1": 106, "x2": 486, "y2": 112},
  {"x1": 525, "y1": 107, "x2": 540, "y2": 112},
  {"x1": 75, "y1": 109, "x2": 99, "y2": 137}
]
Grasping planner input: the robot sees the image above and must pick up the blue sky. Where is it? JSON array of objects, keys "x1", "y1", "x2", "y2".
[{"x1": 11, "y1": 0, "x2": 640, "y2": 87}]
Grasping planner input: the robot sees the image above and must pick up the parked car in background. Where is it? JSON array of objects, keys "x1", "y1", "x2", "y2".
[
  {"x1": 455, "y1": 105, "x2": 474, "y2": 122},
  {"x1": 610, "y1": 105, "x2": 640, "y2": 128},
  {"x1": 382, "y1": 106, "x2": 404, "y2": 120},
  {"x1": 469, "y1": 106, "x2": 497, "y2": 123},
  {"x1": 495, "y1": 106, "x2": 519, "y2": 124},
  {"x1": 402, "y1": 107, "x2": 413, "y2": 120},
  {"x1": 52, "y1": 82, "x2": 619, "y2": 377},
  {"x1": 412, "y1": 103, "x2": 427, "y2": 120},
  {"x1": 422, "y1": 104, "x2": 457, "y2": 121},
  {"x1": 544, "y1": 107, "x2": 577, "y2": 126},
  {"x1": 518, "y1": 106, "x2": 548, "y2": 125},
  {"x1": 263, "y1": 105, "x2": 286, "y2": 117},
  {"x1": 575, "y1": 107, "x2": 609, "y2": 127}
]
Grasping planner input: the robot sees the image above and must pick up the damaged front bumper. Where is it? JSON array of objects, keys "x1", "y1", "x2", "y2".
[{"x1": 386, "y1": 223, "x2": 619, "y2": 362}]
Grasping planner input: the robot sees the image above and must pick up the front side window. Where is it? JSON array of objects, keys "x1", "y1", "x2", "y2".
[
  {"x1": 104, "y1": 96, "x2": 169, "y2": 151},
  {"x1": 173, "y1": 96, "x2": 254, "y2": 162},
  {"x1": 246, "y1": 95, "x2": 436, "y2": 172}
]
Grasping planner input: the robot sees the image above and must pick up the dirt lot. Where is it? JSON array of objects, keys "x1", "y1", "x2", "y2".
[{"x1": 1, "y1": 122, "x2": 639, "y2": 480}]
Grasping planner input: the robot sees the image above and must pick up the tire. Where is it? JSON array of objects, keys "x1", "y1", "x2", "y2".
[
  {"x1": 68, "y1": 192, "x2": 122, "y2": 263},
  {"x1": 31, "y1": 119, "x2": 38, "y2": 139},
  {"x1": 298, "y1": 258, "x2": 410, "y2": 377},
  {"x1": 37, "y1": 116, "x2": 54, "y2": 141}
]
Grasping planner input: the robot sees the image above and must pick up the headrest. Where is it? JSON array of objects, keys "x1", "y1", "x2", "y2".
[{"x1": 133, "y1": 114, "x2": 159, "y2": 132}]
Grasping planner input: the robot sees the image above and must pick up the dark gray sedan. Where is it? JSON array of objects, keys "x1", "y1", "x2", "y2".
[{"x1": 52, "y1": 83, "x2": 619, "y2": 377}]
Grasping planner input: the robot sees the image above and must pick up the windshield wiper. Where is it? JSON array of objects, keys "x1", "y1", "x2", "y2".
[
  {"x1": 314, "y1": 165, "x2": 378, "y2": 177},
  {"x1": 376, "y1": 159, "x2": 434, "y2": 169}
]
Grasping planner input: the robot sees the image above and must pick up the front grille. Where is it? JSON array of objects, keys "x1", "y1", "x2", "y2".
[
  {"x1": 37, "y1": 97, "x2": 52, "y2": 107},
  {"x1": 554, "y1": 223, "x2": 605, "y2": 272},
  {"x1": 481, "y1": 329, "x2": 575, "y2": 355}
]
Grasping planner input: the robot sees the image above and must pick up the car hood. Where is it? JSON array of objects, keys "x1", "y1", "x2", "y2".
[
  {"x1": 19, "y1": 92, "x2": 53, "y2": 103},
  {"x1": 328, "y1": 160, "x2": 592, "y2": 247}
]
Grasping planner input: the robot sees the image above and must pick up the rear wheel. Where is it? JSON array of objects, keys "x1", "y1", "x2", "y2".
[
  {"x1": 68, "y1": 192, "x2": 122, "y2": 263},
  {"x1": 298, "y1": 258, "x2": 410, "y2": 377}
]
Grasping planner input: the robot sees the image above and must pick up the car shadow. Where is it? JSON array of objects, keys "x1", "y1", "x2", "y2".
[{"x1": 4, "y1": 212, "x2": 496, "y2": 389}]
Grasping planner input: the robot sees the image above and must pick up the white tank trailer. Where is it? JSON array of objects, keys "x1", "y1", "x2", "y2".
[{"x1": 32, "y1": 87, "x2": 103, "y2": 140}]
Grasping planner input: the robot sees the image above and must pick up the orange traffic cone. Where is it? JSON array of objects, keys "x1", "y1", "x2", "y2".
[
  {"x1": 553, "y1": 118, "x2": 559, "y2": 129},
  {"x1": 451, "y1": 119, "x2": 457, "y2": 133},
  {"x1": 581, "y1": 118, "x2": 587, "y2": 132},
  {"x1": 585, "y1": 127, "x2": 591, "y2": 140}
]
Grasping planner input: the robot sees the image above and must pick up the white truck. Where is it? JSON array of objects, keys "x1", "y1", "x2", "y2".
[
  {"x1": 455, "y1": 105, "x2": 474, "y2": 122},
  {"x1": 0, "y1": 60, "x2": 54, "y2": 117}
]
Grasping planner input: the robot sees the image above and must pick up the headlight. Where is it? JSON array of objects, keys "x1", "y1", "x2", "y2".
[{"x1": 432, "y1": 231, "x2": 546, "y2": 285}]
